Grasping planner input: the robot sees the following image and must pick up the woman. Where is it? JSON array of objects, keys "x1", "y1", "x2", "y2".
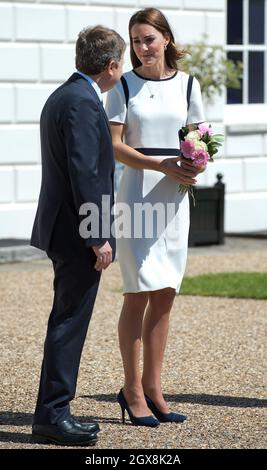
[{"x1": 106, "y1": 8, "x2": 205, "y2": 427}]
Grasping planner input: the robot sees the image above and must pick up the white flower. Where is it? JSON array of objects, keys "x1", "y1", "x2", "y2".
[
  {"x1": 194, "y1": 140, "x2": 208, "y2": 151},
  {"x1": 185, "y1": 130, "x2": 200, "y2": 142}
]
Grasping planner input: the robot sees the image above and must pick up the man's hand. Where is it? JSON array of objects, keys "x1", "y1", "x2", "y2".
[{"x1": 92, "y1": 241, "x2": 113, "y2": 271}]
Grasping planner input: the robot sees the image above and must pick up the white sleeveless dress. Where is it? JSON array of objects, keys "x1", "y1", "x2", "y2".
[{"x1": 106, "y1": 70, "x2": 204, "y2": 294}]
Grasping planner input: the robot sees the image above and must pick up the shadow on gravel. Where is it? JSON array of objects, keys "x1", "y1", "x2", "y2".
[
  {"x1": 0, "y1": 411, "x2": 33, "y2": 443},
  {"x1": 80, "y1": 393, "x2": 267, "y2": 408},
  {"x1": 0, "y1": 410, "x2": 120, "y2": 429},
  {"x1": 0, "y1": 431, "x2": 32, "y2": 444},
  {"x1": 0, "y1": 412, "x2": 33, "y2": 426}
]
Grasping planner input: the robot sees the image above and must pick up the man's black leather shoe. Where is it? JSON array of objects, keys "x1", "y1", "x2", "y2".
[
  {"x1": 32, "y1": 418, "x2": 98, "y2": 446},
  {"x1": 69, "y1": 417, "x2": 100, "y2": 434}
]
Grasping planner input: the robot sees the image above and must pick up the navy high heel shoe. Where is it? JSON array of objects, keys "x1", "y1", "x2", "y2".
[
  {"x1": 117, "y1": 389, "x2": 160, "y2": 427},
  {"x1": 145, "y1": 394, "x2": 187, "y2": 423}
]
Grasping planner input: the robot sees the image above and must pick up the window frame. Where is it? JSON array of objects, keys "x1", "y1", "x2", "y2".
[{"x1": 225, "y1": 0, "x2": 267, "y2": 112}]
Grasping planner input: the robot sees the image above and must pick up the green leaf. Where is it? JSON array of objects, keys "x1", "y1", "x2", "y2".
[{"x1": 212, "y1": 135, "x2": 224, "y2": 142}]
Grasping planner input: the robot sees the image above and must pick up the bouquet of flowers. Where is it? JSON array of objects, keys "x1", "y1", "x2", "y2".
[{"x1": 179, "y1": 123, "x2": 224, "y2": 203}]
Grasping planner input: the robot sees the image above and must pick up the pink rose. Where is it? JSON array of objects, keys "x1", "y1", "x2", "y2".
[
  {"x1": 197, "y1": 123, "x2": 213, "y2": 137},
  {"x1": 180, "y1": 139, "x2": 195, "y2": 159},
  {"x1": 192, "y1": 149, "x2": 209, "y2": 168}
]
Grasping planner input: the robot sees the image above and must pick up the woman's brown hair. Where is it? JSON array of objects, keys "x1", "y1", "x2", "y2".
[{"x1": 129, "y1": 8, "x2": 187, "y2": 70}]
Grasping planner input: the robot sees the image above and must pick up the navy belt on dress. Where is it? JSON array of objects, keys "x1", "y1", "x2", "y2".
[{"x1": 134, "y1": 148, "x2": 180, "y2": 156}]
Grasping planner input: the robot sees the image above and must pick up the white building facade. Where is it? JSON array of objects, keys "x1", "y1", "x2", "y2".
[{"x1": 0, "y1": 0, "x2": 266, "y2": 238}]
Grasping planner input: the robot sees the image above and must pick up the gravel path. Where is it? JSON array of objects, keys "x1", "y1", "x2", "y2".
[{"x1": 0, "y1": 240, "x2": 266, "y2": 449}]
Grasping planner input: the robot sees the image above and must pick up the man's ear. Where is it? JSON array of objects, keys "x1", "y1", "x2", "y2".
[{"x1": 106, "y1": 60, "x2": 117, "y2": 75}]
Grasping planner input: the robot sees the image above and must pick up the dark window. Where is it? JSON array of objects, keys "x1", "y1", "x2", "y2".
[
  {"x1": 227, "y1": 0, "x2": 243, "y2": 44},
  {"x1": 249, "y1": 52, "x2": 264, "y2": 103},
  {"x1": 227, "y1": 52, "x2": 243, "y2": 104},
  {"x1": 249, "y1": 0, "x2": 265, "y2": 44}
]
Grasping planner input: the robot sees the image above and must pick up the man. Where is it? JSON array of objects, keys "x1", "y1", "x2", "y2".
[{"x1": 31, "y1": 26, "x2": 125, "y2": 446}]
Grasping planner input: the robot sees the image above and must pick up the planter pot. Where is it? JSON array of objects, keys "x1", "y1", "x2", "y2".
[{"x1": 189, "y1": 173, "x2": 225, "y2": 246}]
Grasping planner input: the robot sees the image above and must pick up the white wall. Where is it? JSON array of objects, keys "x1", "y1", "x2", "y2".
[{"x1": 0, "y1": 0, "x2": 266, "y2": 238}]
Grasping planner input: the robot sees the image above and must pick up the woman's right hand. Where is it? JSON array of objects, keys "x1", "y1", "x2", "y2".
[{"x1": 159, "y1": 157, "x2": 198, "y2": 185}]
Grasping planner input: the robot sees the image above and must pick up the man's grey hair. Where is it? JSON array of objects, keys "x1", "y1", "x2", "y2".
[{"x1": 76, "y1": 25, "x2": 125, "y2": 75}]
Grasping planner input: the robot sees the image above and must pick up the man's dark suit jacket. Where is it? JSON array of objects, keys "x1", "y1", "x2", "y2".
[{"x1": 31, "y1": 73, "x2": 115, "y2": 259}]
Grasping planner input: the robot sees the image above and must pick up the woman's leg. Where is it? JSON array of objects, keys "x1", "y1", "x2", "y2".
[
  {"x1": 142, "y1": 288, "x2": 176, "y2": 413},
  {"x1": 118, "y1": 292, "x2": 151, "y2": 417}
]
